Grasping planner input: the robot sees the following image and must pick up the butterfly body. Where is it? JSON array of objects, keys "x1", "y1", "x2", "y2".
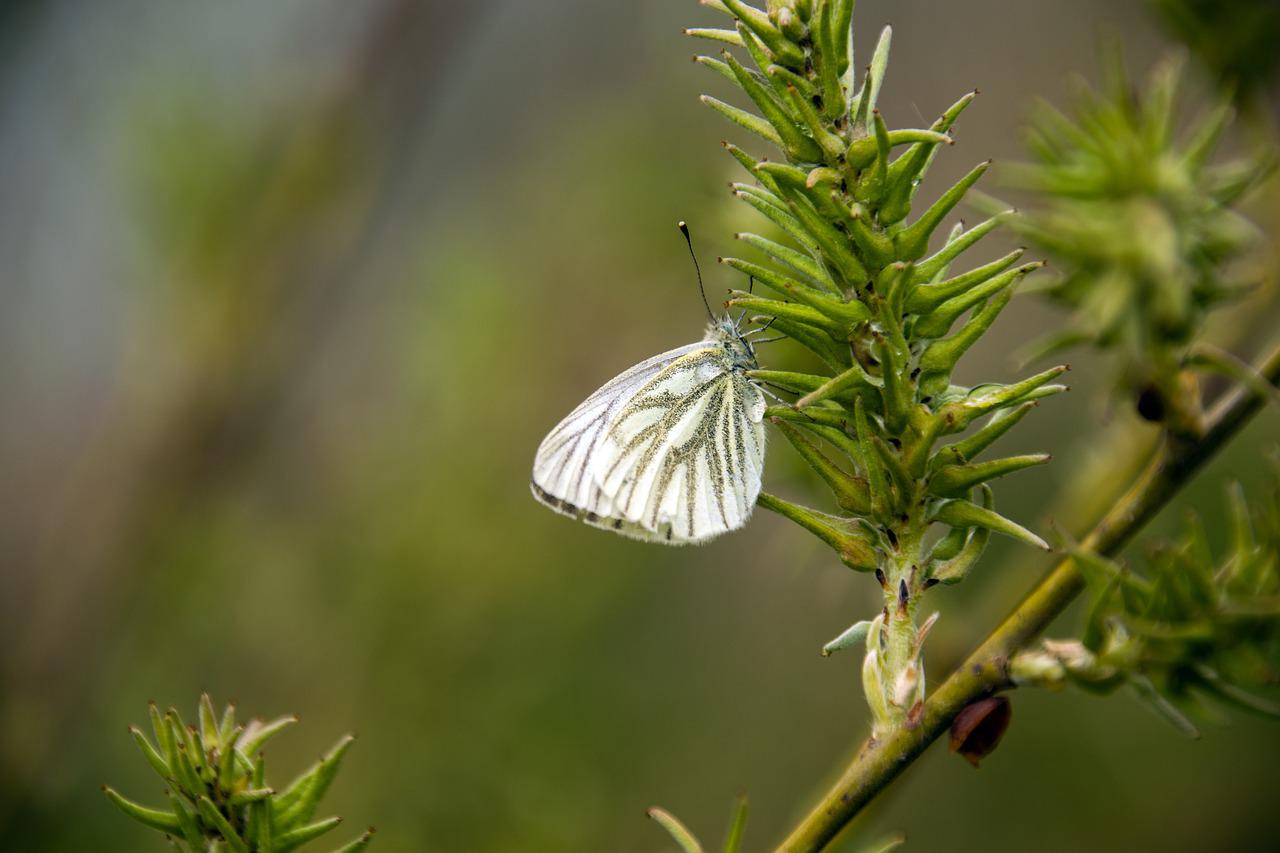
[{"x1": 532, "y1": 319, "x2": 766, "y2": 544}]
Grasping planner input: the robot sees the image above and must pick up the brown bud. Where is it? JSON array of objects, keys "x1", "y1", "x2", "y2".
[
  {"x1": 1135, "y1": 385, "x2": 1165, "y2": 422},
  {"x1": 949, "y1": 695, "x2": 1011, "y2": 768}
]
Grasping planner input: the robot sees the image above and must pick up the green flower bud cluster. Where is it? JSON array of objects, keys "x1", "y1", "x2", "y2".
[
  {"x1": 688, "y1": 0, "x2": 1062, "y2": 734},
  {"x1": 1011, "y1": 477, "x2": 1280, "y2": 737},
  {"x1": 991, "y1": 51, "x2": 1273, "y2": 434},
  {"x1": 103, "y1": 695, "x2": 373, "y2": 852}
]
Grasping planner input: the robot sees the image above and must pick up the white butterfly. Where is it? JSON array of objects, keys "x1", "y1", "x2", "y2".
[{"x1": 531, "y1": 317, "x2": 768, "y2": 544}]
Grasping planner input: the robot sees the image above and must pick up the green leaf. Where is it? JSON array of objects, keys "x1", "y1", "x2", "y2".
[
  {"x1": 892, "y1": 160, "x2": 990, "y2": 260},
  {"x1": 730, "y1": 184, "x2": 819, "y2": 254},
  {"x1": 770, "y1": 185, "x2": 869, "y2": 285},
  {"x1": 647, "y1": 807, "x2": 705, "y2": 853},
  {"x1": 128, "y1": 726, "x2": 171, "y2": 779},
  {"x1": 218, "y1": 703, "x2": 237, "y2": 751},
  {"x1": 198, "y1": 693, "x2": 219, "y2": 747},
  {"x1": 855, "y1": 25, "x2": 892, "y2": 133},
  {"x1": 237, "y1": 715, "x2": 298, "y2": 758},
  {"x1": 198, "y1": 796, "x2": 250, "y2": 853},
  {"x1": 757, "y1": 492, "x2": 879, "y2": 570},
  {"x1": 728, "y1": 294, "x2": 844, "y2": 336},
  {"x1": 937, "y1": 365, "x2": 1069, "y2": 426},
  {"x1": 928, "y1": 453, "x2": 1051, "y2": 498},
  {"x1": 685, "y1": 27, "x2": 746, "y2": 47},
  {"x1": 913, "y1": 211, "x2": 1010, "y2": 281},
  {"x1": 102, "y1": 786, "x2": 182, "y2": 834},
  {"x1": 853, "y1": 397, "x2": 892, "y2": 519},
  {"x1": 917, "y1": 288, "x2": 1017, "y2": 396},
  {"x1": 930, "y1": 498, "x2": 1049, "y2": 550},
  {"x1": 722, "y1": 795, "x2": 749, "y2": 853},
  {"x1": 722, "y1": 0, "x2": 805, "y2": 68},
  {"x1": 722, "y1": 49, "x2": 823, "y2": 162},
  {"x1": 841, "y1": 203, "x2": 895, "y2": 267},
  {"x1": 811, "y1": 0, "x2": 845, "y2": 123},
  {"x1": 275, "y1": 734, "x2": 355, "y2": 829},
  {"x1": 701, "y1": 95, "x2": 784, "y2": 148},
  {"x1": 169, "y1": 789, "x2": 205, "y2": 849},
  {"x1": 772, "y1": 417, "x2": 871, "y2": 513},
  {"x1": 822, "y1": 620, "x2": 874, "y2": 656},
  {"x1": 795, "y1": 359, "x2": 881, "y2": 408},
  {"x1": 907, "y1": 249, "x2": 1025, "y2": 314},
  {"x1": 734, "y1": 231, "x2": 836, "y2": 292},
  {"x1": 930, "y1": 403, "x2": 1037, "y2": 471},
  {"x1": 929, "y1": 522, "x2": 991, "y2": 585},
  {"x1": 276, "y1": 817, "x2": 344, "y2": 852}
]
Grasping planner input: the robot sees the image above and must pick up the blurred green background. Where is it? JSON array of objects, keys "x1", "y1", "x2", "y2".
[{"x1": 1, "y1": 1, "x2": 1277, "y2": 850}]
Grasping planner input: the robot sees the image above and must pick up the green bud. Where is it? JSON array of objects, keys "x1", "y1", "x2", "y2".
[
  {"x1": 729, "y1": 293, "x2": 847, "y2": 337},
  {"x1": 930, "y1": 497, "x2": 1049, "y2": 551},
  {"x1": 906, "y1": 248, "x2": 1025, "y2": 314},
  {"x1": 810, "y1": 0, "x2": 845, "y2": 123},
  {"x1": 913, "y1": 212, "x2": 1010, "y2": 282},
  {"x1": 734, "y1": 231, "x2": 838, "y2": 292},
  {"x1": 892, "y1": 161, "x2": 990, "y2": 260},
  {"x1": 684, "y1": 27, "x2": 747, "y2": 47},
  {"x1": 853, "y1": 397, "x2": 893, "y2": 520},
  {"x1": 275, "y1": 816, "x2": 344, "y2": 852},
  {"x1": 722, "y1": 49, "x2": 824, "y2": 162},
  {"x1": 928, "y1": 453, "x2": 1051, "y2": 498},
  {"x1": 757, "y1": 492, "x2": 879, "y2": 570},
  {"x1": 722, "y1": 0, "x2": 806, "y2": 68},
  {"x1": 772, "y1": 417, "x2": 871, "y2": 513},
  {"x1": 701, "y1": 95, "x2": 784, "y2": 148},
  {"x1": 930, "y1": 402, "x2": 1037, "y2": 471},
  {"x1": 917, "y1": 288, "x2": 1017, "y2": 397},
  {"x1": 731, "y1": 185, "x2": 818, "y2": 255},
  {"x1": 102, "y1": 787, "x2": 182, "y2": 834},
  {"x1": 795, "y1": 358, "x2": 881, "y2": 409},
  {"x1": 198, "y1": 795, "x2": 250, "y2": 853},
  {"x1": 936, "y1": 365, "x2": 1069, "y2": 427},
  {"x1": 822, "y1": 619, "x2": 874, "y2": 656}
]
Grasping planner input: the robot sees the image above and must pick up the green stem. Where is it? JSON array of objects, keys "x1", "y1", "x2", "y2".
[
  {"x1": 776, "y1": 341, "x2": 1280, "y2": 853},
  {"x1": 878, "y1": 522, "x2": 923, "y2": 729}
]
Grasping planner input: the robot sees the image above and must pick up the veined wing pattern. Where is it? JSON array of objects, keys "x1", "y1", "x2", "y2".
[{"x1": 532, "y1": 334, "x2": 765, "y2": 544}]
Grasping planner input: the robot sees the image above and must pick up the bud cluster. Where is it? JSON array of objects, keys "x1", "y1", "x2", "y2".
[
  {"x1": 1012, "y1": 478, "x2": 1280, "y2": 736},
  {"x1": 991, "y1": 51, "x2": 1273, "y2": 434},
  {"x1": 689, "y1": 0, "x2": 1062, "y2": 735},
  {"x1": 103, "y1": 695, "x2": 372, "y2": 852}
]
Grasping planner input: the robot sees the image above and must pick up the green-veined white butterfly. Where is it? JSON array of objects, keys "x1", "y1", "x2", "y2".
[{"x1": 531, "y1": 224, "x2": 769, "y2": 544}]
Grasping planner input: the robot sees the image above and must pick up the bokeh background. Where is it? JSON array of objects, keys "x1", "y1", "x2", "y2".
[{"x1": 1, "y1": 1, "x2": 1277, "y2": 851}]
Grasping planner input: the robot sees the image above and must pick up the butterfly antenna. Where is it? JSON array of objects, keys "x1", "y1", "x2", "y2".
[{"x1": 679, "y1": 221, "x2": 716, "y2": 322}]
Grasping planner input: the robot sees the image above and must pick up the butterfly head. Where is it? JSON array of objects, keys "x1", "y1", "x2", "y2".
[{"x1": 707, "y1": 318, "x2": 758, "y2": 370}]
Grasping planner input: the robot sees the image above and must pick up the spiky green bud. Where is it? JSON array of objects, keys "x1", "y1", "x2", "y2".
[
  {"x1": 103, "y1": 696, "x2": 373, "y2": 852},
  {"x1": 690, "y1": 0, "x2": 1061, "y2": 735},
  {"x1": 1012, "y1": 477, "x2": 1280, "y2": 737},
  {"x1": 989, "y1": 50, "x2": 1273, "y2": 434}
]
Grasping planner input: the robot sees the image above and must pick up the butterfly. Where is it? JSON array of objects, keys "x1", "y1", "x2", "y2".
[{"x1": 531, "y1": 316, "x2": 767, "y2": 544}]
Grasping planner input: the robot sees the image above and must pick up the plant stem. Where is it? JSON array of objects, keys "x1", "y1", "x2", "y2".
[{"x1": 776, "y1": 341, "x2": 1280, "y2": 853}]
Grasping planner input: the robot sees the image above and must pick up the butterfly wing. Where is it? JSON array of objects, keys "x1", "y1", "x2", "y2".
[
  {"x1": 593, "y1": 347, "x2": 766, "y2": 544},
  {"x1": 531, "y1": 341, "x2": 710, "y2": 528}
]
